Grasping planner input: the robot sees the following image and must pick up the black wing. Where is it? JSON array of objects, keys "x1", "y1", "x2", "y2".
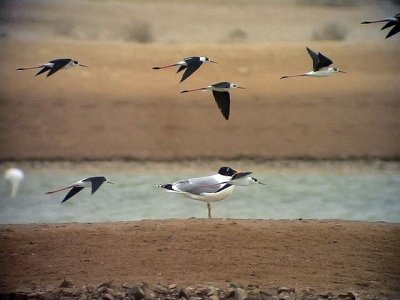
[
  {"x1": 381, "y1": 19, "x2": 398, "y2": 30},
  {"x1": 177, "y1": 65, "x2": 187, "y2": 73},
  {"x1": 316, "y1": 52, "x2": 333, "y2": 70},
  {"x1": 61, "y1": 187, "x2": 84, "y2": 203},
  {"x1": 212, "y1": 81, "x2": 231, "y2": 89},
  {"x1": 180, "y1": 60, "x2": 203, "y2": 82},
  {"x1": 306, "y1": 47, "x2": 332, "y2": 71},
  {"x1": 47, "y1": 59, "x2": 71, "y2": 77},
  {"x1": 216, "y1": 184, "x2": 233, "y2": 193},
  {"x1": 385, "y1": 23, "x2": 400, "y2": 38},
  {"x1": 84, "y1": 176, "x2": 106, "y2": 194},
  {"x1": 212, "y1": 91, "x2": 230, "y2": 120},
  {"x1": 35, "y1": 67, "x2": 51, "y2": 76}
]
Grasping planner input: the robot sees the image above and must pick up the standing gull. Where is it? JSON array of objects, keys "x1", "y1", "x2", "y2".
[
  {"x1": 280, "y1": 47, "x2": 346, "y2": 79},
  {"x1": 17, "y1": 58, "x2": 88, "y2": 77},
  {"x1": 157, "y1": 167, "x2": 262, "y2": 218},
  {"x1": 152, "y1": 56, "x2": 217, "y2": 82},
  {"x1": 181, "y1": 81, "x2": 245, "y2": 120}
]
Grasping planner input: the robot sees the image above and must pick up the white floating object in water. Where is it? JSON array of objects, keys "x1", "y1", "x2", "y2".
[{"x1": 4, "y1": 168, "x2": 24, "y2": 197}]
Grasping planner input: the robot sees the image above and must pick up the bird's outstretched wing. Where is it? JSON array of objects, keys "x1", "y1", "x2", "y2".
[
  {"x1": 180, "y1": 61, "x2": 202, "y2": 82},
  {"x1": 381, "y1": 19, "x2": 398, "y2": 30},
  {"x1": 35, "y1": 67, "x2": 51, "y2": 76},
  {"x1": 306, "y1": 47, "x2": 332, "y2": 71},
  {"x1": 212, "y1": 91, "x2": 230, "y2": 120},
  {"x1": 86, "y1": 177, "x2": 106, "y2": 194},
  {"x1": 385, "y1": 23, "x2": 400, "y2": 38},
  {"x1": 47, "y1": 59, "x2": 71, "y2": 77},
  {"x1": 61, "y1": 187, "x2": 84, "y2": 203},
  {"x1": 176, "y1": 65, "x2": 187, "y2": 73}
]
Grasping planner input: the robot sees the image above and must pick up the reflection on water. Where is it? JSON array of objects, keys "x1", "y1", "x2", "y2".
[{"x1": 0, "y1": 161, "x2": 399, "y2": 224}]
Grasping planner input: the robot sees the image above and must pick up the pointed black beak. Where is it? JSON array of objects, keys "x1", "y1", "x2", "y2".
[
  {"x1": 237, "y1": 86, "x2": 246, "y2": 89},
  {"x1": 210, "y1": 60, "x2": 218, "y2": 64},
  {"x1": 107, "y1": 181, "x2": 115, "y2": 184},
  {"x1": 79, "y1": 64, "x2": 88, "y2": 68},
  {"x1": 339, "y1": 70, "x2": 347, "y2": 74}
]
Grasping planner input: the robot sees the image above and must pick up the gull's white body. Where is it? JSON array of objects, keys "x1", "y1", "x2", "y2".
[{"x1": 165, "y1": 173, "x2": 236, "y2": 203}]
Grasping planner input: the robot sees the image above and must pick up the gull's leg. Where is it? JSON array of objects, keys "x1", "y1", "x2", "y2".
[{"x1": 207, "y1": 203, "x2": 212, "y2": 219}]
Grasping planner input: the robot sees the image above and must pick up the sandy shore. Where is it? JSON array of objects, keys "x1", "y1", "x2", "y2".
[{"x1": 0, "y1": 219, "x2": 399, "y2": 298}]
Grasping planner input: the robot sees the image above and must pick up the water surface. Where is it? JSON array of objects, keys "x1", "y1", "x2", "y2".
[{"x1": 0, "y1": 161, "x2": 399, "y2": 223}]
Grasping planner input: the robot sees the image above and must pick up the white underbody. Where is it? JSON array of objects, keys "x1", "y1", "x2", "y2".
[
  {"x1": 306, "y1": 67, "x2": 335, "y2": 77},
  {"x1": 169, "y1": 185, "x2": 235, "y2": 203},
  {"x1": 72, "y1": 180, "x2": 92, "y2": 188}
]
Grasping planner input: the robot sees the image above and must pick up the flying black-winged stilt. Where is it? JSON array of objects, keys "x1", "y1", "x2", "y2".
[
  {"x1": 180, "y1": 81, "x2": 245, "y2": 120},
  {"x1": 280, "y1": 47, "x2": 346, "y2": 79},
  {"x1": 4, "y1": 168, "x2": 24, "y2": 198},
  {"x1": 156, "y1": 166, "x2": 263, "y2": 218},
  {"x1": 152, "y1": 56, "x2": 217, "y2": 83},
  {"x1": 17, "y1": 58, "x2": 88, "y2": 77},
  {"x1": 361, "y1": 13, "x2": 400, "y2": 39},
  {"x1": 46, "y1": 176, "x2": 114, "y2": 203}
]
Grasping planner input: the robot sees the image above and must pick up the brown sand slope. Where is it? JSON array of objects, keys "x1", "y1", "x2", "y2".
[
  {"x1": 1, "y1": 41, "x2": 399, "y2": 160},
  {"x1": 0, "y1": 220, "x2": 399, "y2": 297}
]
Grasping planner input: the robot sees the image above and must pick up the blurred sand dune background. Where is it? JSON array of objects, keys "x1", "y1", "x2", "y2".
[{"x1": 0, "y1": 0, "x2": 399, "y2": 160}]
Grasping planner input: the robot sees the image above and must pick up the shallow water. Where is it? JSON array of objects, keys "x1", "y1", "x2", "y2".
[{"x1": 0, "y1": 161, "x2": 399, "y2": 224}]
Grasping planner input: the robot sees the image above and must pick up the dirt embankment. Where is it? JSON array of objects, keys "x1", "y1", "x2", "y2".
[{"x1": 0, "y1": 220, "x2": 399, "y2": 298}]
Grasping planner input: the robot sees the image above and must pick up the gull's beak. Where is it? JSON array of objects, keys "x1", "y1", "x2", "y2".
[
  {"x1": 237, "y1": 86, "x2": 246, "y2": 89},
  {"x1": 79, "y1": 64, "x2": 88, "y2": 68},
  {"x1": 107, "y1": 181, "x2": 115, "y2": 184},
  {"x1": 339, "y1": 70, "x2": 347, "y2": 74},
  {"x1": 210, "y1": 60, "x2": 218, "y2": 64},
  {"x1": 256, "y1": 180, "x2": 267, "y2": 185},
  {"x1": 232, "y1": 171, "x2": 253, "y2": 180}
]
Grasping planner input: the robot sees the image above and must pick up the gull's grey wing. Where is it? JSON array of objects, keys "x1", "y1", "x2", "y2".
[
  {"x1": 61, "y1": 187, "x2": 84, "y2": 203},
  {"x1": 47, "y1": 59, "x2": 71, "y2": 77},
  {"x1": 180, "y1": 60, "x2": 202, "y2": 82},
  {"x1": 173, "y1": 176, "x2": 225, "y2": 195},
  {"x1": 212, "y1": 91, "x2": 230, "y2": 120}
]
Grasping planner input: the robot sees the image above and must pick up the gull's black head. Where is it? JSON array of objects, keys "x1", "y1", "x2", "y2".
[{"x1": 218, "y1": 167, "x2": 237, "y2": 176}]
